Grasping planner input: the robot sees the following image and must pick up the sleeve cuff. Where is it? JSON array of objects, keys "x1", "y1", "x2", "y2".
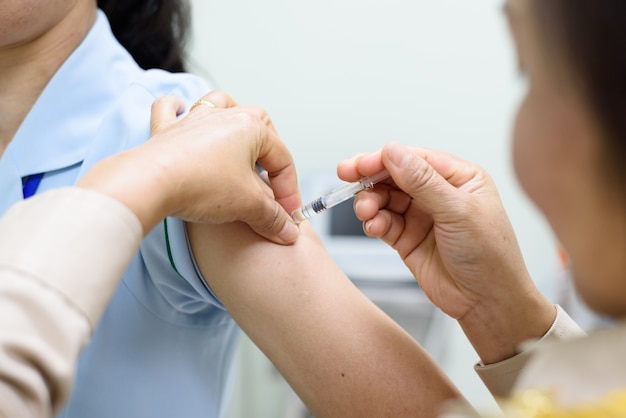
[{"x1": 474, "y1": 305, "x2": 585, "y2": 398}]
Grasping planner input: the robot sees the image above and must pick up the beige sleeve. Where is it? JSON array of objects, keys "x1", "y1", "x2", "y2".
[
  {"x1": 0, "y1": 188, "x2": 142, "y2": 418},
  {"x1": 474, "y1": 305, "x2": 586, "y2": 399}
]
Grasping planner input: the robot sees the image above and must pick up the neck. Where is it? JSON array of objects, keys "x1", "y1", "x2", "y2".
[{"x1": 0, "y1": 6, "x2": 96, "y2": 154}]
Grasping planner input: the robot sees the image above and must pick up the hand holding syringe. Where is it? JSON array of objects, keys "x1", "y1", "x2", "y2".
[{"x1": 291, "y1": 170, "x2": 389, "y2": 224}]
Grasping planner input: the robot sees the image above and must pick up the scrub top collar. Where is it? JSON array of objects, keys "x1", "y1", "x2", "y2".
[{"x1": 6, "y1": 10, "x2": 143, "y2": 178}]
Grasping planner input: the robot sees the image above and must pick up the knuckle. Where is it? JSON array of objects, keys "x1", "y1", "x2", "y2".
[
  {"x1": 151, "y1": 98, "x2": 163, "y2": 111},
  {"x1": 205, "y1": 90, "x2": 234, "y2": 108},
  {"x1": 236, "y1": 111, "x2": 266, "y2": 136},
  {"x1": 256, "y1": 202, "x2": 282, "y2": 233},
  {"x1": 407, "y1": 160, "x2": 436, "y2": 192},
  {"x1": 207, "y1": 90, "x2": 226, "y2": 101},
  {"x1": 240, "y1": 194, "x2": 281, "y2": 233}
]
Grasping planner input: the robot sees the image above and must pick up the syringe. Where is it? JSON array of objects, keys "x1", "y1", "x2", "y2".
[{"x1": 291, "y1": 170, "x2": 389, "y2": 224}]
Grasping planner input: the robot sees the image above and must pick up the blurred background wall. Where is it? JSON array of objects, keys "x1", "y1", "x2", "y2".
[{"x1": 186, "y1": 0, "x2": 563, "y2": 416}]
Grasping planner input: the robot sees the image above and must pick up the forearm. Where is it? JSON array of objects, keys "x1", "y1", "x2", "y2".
[
  {"x1": 0, "y1": 189, "x2": 142, "y2": 417},
  {"x1": 76, "y1": 145, "x2": 172, "y2": 234},
  {"x1": 0, "y1": 274, "x2": 92, "y2": 417},
  {"x1": 189, "y1": 221, "x2": 464, "y2": 417}
]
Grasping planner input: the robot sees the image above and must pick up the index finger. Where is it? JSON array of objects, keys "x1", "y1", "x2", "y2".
[
  {"x1": 257, "y1": 130, "x2": 301, "y2": 216},
  {"x1": 336, "y1": 151, "x2": 384, "y2": 183},
  {"x1": 381, "y1": 143, "x2": 483, "y2": 190},
  {"x1": 150, "y1": 96, "x2": 185, "y2": 135}
]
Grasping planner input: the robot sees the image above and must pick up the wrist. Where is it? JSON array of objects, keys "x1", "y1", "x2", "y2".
[
  {"x1": 458, "y1": 286, "x2": 556, "y2": 364},
  {"x1": 77, "y1": 148, "x2": 172, "y2": 234}
]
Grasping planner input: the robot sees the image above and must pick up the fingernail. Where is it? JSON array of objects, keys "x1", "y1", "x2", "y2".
[
  {"x1": 364, "y1": 220, "x2": 373, "y2": 234},
  {"x1": 354, "y1": 199, "x2": 363, "y2": 215},
  {"x1": 279, "y1": 220, "x2": 300, "y2": 243}
]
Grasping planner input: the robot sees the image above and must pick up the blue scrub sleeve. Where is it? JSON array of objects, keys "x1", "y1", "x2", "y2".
[{"x1": 76, "y1": 74, "x2": 227, "y2": 314}]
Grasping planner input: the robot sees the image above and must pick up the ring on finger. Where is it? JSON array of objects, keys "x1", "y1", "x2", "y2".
[{"x1": 190, "y1": 99, "x2": 216, "y2": 112}]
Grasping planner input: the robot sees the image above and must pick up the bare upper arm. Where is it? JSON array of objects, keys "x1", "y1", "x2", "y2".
[{"x1": 187, "y1": 221, "x2": 463, "y2": 417}]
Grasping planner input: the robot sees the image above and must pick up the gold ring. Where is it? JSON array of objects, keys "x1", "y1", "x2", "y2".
[{"x1": 190, "y1": 99, "x2": 216, "y2": 112}]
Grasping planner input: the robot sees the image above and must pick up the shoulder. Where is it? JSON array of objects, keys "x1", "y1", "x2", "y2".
[
  {"x1": 132, "y1": 69, "x2": 212, "y2": 105},
  {"x1": 81, "y1": 69, "x2": 213, "y2": 167},
  {"x1": 101, "y1": 69, "x2": 212, "y2": 140}
]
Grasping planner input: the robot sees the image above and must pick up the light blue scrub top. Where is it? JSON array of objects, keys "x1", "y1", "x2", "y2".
[{"x1": 0, "y1": 11, "x2": 240, "y2": 418}]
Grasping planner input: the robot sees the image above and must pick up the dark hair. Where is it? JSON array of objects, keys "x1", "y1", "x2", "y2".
[
  {"x1": 97, "y1": 0, "x2": 191, "y2": 72},
  {"x1": 533, "y1": 1, "x2": 626, "y2": 191}
]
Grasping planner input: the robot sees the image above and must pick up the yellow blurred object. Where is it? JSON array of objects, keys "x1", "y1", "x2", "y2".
[{"x1": 499, "y1": 388, "x2": 626, "y2": 417}]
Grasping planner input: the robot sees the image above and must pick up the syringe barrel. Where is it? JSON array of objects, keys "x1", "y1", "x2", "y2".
[
  {"x1": 322, "y1": 182, "x2": 364, "y2": 208},
  {"x1": 290, "y1": 170, "x2": 389, "y2": 224}
]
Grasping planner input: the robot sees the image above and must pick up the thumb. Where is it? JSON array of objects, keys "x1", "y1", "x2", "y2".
[
  {"x1": 245, "y1": 194, "x2": 300, "y2": 245},
  {"x1": 150, "y1": 96, "x2": 185, "y2": 135},
  {"x1": 382, "y1": 142, "x2": 459, "y2": 217}
]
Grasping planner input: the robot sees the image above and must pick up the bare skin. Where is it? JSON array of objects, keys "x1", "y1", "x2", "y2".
[
  {"x1": 0, "y1": 0, "x2": 97, "y2": 152},
  {"x1": 189, "y1": 219, "x2": 464, "y2": 418}
]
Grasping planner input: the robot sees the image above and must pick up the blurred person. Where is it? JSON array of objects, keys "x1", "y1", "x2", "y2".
[{"x1": 337, "y1": 0, "x2": 626, "y2": 414}]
